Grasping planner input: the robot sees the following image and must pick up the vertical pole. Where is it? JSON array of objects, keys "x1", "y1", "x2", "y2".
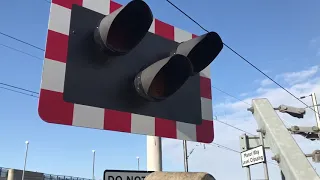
[
  {"x1": 92, "y1": 150, "x2": 95, "y2": 180},
  {"x1": 246, "y1": 167, "x2": 251, "y2": 180},
  {"x1": 240, "y1": 134, "x2": 251, "y2": 180},
  {"x1": 311, "y1": 92, "x2": 320, "y2": 129},
  {"x1": 147, "y1": 136, "x2": 162, "y2": 171},
  {"x1": 22, "y1": 141, "x2": 29, "y2": 180},
  {"x1": 183, "y1": 140, "x2": 188, "y2": 172},
  {"x1": 281, "y1": 171, "x2": 286, "y2": 180},
  {"x1": 136, "y1": 157, "x2": 140, "y2": 170},
  {"x1": 259, "y1": 131, "x2": 269, "y2": 180}
]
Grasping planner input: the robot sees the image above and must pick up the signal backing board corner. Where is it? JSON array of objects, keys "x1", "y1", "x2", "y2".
[{"x1": 38, "y1": 0, "x2": 215, "y2": 143}]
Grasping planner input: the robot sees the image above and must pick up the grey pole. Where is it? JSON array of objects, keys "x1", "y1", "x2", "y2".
[
  {"x1": 92, "y1": 150, "x2": 95, "y2": 180},
  {"x1": 136, "y1": 156, "x2": 140, "y2": 170},
  {"x1": 311, "y1": 92, "x2": 320, "y2": 129},
  {"x1": 183, "y1": 140, "x2": 188, "y2": 172},
  {"x1": 22, "y1": 141, "x2": 29, "y2": 180},
  {"x1": 246, "y1": 167, "x2": 251, "y2": 180},
  {"x1": 258, "y1": 130, "x2": 269, "y2": 180}
]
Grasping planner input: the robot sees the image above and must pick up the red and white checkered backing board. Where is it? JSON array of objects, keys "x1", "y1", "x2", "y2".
[{"x1": 38, "y1": 0, "x2": 214, "y2": 143}]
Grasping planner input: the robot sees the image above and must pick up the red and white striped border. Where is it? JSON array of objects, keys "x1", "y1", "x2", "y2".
[{"x1": 38, "y1": 0, "x2": 214, "y2": 143}]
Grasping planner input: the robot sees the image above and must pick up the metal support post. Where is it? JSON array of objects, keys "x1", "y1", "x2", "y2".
[
  {"x1": 281, "y1": 171, "x2": 285, "y2": 180},
  {"x1": 22, "y1": 141, "x2": 29, "y2": 180},
  {"x1": 147, "y1": 136, "x2": 162, "y2": 171},
  {"x1": 92, "y1": 150, "x2": 95, "y2": 180},
  {"x1": 311, "y1": 92, "x2": 320, "y2": 129},
  {"x1": 183, "y1": 140, "x2": 189, "y2": 172},
  {"x1": 258, "y1": 130, "x2": 269, "y2": 180},
  {"x1": 239, "y1": 135, "x2": 251, "y2": 180},
  {"x1": 250, "y1": 98, "x2": 320, "y2": 180},
  {"x1": 136, "y1": 156, "x2": 140, "y2": 170}
]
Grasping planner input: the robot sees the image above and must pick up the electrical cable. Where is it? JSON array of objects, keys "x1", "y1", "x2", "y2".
[
  {"x1": 208, "y1": 143, "x2": 279, "y2": 166},
  {"x1": 0, "y1": 82, "x2": 39, "y2": 94},
  {"x1": 212, "y1": 86, "x2": 251, "y2": 106},
  {"x1": 0, "y1": 31, "x2": 45, "y2": 51},
  {"x1": 0, "y1": 86, "x2": 39, "y2": 98},
  {"x1": 164, "y1": 0, "x2": 320, "y2": 117},
  {"x1": 213, "y1": 117, "x2": 254, "y2": 136},
  {"x1": 0, "y1": 43, "x2": 43, "y2": 61}
]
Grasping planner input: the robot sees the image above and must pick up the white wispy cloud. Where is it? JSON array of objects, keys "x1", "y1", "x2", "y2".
[
  {"x1": 260, "y1": 78, "x2": 273, "y2": 87},
  {"x1": 279, "y1": 65, "x2": 319, "y2": 85},
  {"x1": 162, "y1": 66, "x2": 320, "y2": 179}
]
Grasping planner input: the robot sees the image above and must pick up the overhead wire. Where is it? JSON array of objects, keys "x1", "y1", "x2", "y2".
[
  {"x1": 187, "y1": 143, "x2": 278, "y2": 166},
  {"x1": 164, "y1": 0, "x2": 320, "y2": 117},
  {"x1": 212, "y1": 86, "x2": 250, "y2": 106},
  {"x1": 0, "y1": 43, "x2": 43, "y2": 61},
  {"x1": 208, "y1": 143, "x2": 279, "y2": 166},
  {"x1": 0, "y1": 86, "x2": 39, "y2": 98},
  {"x1": 0, "y1": 31, "x2": 45, "y2": 51},
  {"x1": 0, "y1": 82, "x2": 39, "y2": 94}
]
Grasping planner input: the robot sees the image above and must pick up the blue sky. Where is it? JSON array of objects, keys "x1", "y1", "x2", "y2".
[{"x1": 0, "y1": 0, "x2": 320, "y2": 179}]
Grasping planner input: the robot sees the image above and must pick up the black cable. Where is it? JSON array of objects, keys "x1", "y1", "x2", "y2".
[
  {"x1": 0, "y1": 43, "x2": 43, "y2": 61},
  {"x1": 0, "y1": 31, "x2": 45, "y2": 51},
  {"x1": 212, "y1": 86, "x2": 250, "y2": 106},
  {"x1": 208, "y1": 144, "x2": 279, "y2": 166},
  {"x1": 165, "y1": 0, "x2": 320, "y2": 116},
  {"x1": 0, "y1": 82, "x2": 39, "y2": 94},
  {"x1": 214, "y1": 117, "x2": 254, "y2": 136},
  {"x1": 0, "y1": 86, "x2": 39, "y2": 98},
  {"x1": 211, "y1": 143, "x2": 240, "y2": 153}
]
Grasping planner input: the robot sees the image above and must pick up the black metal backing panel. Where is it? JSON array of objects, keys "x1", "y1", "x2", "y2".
[{"x1": 64, "y1": 5, "x2": 202, "y2": 124}]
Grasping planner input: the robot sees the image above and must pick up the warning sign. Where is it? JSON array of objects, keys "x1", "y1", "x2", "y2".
[
  {"x1": 241, "y1": 146, "x2": 266, "y2": 167},
  {"x1": 104, "y1": 170, "x2": 152, "y2": 180}
]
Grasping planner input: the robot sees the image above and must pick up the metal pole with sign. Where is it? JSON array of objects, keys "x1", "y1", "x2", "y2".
[
  {"x1": 239, "y1": 135, "x2": 251, "y2": 180},
  {"x1": 311, "y1": 93, "x2": 320, "y2": 129},
  {"x1": 257, "y1": 130, "x2": 269, "y2": 180}
]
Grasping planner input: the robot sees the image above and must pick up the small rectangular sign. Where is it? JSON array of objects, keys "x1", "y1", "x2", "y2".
[
  {"x1": 104, "y1": 170, "x2": 153, "y2": 180},
  {"x1": 241, "y1": 145, "x2": 266, "y2": 167}
]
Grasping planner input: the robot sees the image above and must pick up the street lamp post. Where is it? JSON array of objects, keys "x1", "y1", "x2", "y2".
[
  {"x1": 300, "y1": 93, "x2": 320, "y2": 128},
  {"x1": 92, "y1": 150, "x2": 95, "y2": 180},
  {"x1": 183, "y1": 140, "x2": 188, "y2": 172},
  {"x1": 22, "y1": 141, "x2": 29, "y2": 180},
  {"x1": 136, "y1": 156, "x2": 140, "y2": 170}
]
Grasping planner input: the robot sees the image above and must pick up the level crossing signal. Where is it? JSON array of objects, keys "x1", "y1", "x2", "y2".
[{"x1": 38, "y1": 0, "x2": 223, "y2": 143}]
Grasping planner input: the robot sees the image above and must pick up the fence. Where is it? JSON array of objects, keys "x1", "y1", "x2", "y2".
[
  {"x1": 0, "y1": 168, "x2": 8, "y2": 180},
  {"x1": 0, "y1": 167, "x2": 91, "y2": 180},
  {"x1": 43, "y1": 174, "x2": 91, "y2": 180}
]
